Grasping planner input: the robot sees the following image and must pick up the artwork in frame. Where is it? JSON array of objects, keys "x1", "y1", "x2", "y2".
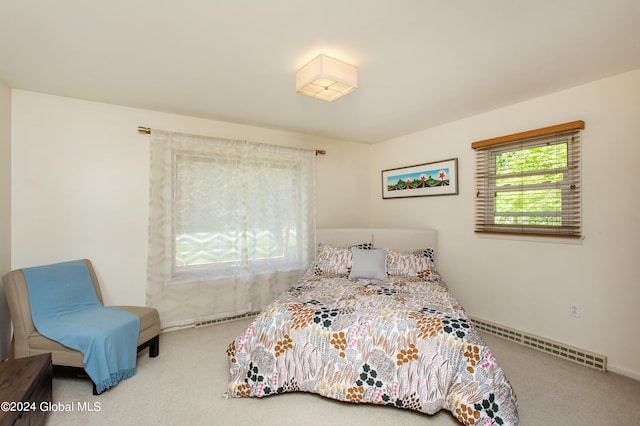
[{"x1": 382, "y1": 158, "x2": 458, "y2": 199}]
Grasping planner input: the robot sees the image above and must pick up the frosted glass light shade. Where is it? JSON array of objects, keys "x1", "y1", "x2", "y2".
[{"x1": 296, "y1": 54, "x2": 358, "y2": 102}]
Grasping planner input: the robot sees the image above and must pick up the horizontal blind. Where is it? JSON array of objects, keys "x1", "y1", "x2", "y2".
[{"x1": 473, "y1": 121, "x2": 583, "y2": 238}]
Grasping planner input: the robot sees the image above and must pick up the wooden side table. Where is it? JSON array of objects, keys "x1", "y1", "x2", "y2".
[{"x1": 0, "y1": 353, "x2": 52, "y2": 426}]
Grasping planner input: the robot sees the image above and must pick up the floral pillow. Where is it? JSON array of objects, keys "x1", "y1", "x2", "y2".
[
  {"x1": 314, "y1": 243, "x2": 372, "y2": 276},
  {"x1": 386, "y1": 247, "x2": 437, "y2": 280}
]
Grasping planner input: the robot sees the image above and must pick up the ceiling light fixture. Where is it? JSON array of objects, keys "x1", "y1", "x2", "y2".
[{"x1": 296, "y1": 54, "x2": 358, "y2": 102}]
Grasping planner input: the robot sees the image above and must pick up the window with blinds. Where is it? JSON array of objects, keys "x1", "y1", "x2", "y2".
[{"x1": 472, "y1": 121, "x2": 584, "y2": 238}]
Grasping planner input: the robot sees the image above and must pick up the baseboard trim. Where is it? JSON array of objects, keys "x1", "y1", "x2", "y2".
[
  {"x1": 470, "y1": 316, "x2": 607, "y2": 372},
  {"x1": 606, "y1": 364, "x2": 640, "y2": 382}
]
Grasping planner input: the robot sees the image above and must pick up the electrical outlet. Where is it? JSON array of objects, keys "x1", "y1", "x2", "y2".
[{"x1": 570, "y1": 303, "x2": 580, "y2": 318}]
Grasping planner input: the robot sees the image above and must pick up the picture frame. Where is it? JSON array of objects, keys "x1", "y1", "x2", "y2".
[{"x1": 382, "y1": 158, "x2": 458, "y2": 199}]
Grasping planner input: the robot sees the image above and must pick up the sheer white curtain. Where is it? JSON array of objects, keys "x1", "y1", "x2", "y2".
[{"x1": 147, "y1": 130, "x2": 316, "y2": 330}]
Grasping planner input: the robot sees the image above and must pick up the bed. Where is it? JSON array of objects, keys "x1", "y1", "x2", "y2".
[{"x1": 226, "y1": 228, "x2": 519, "y2": 425}]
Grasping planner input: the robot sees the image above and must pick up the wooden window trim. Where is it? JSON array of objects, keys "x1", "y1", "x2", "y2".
[{"x1": 471, "y1": 120, "x2": 585, "y2": 150}]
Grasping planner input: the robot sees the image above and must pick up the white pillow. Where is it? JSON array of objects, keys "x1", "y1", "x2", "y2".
[{"x1": 349, "y1": 248, "x2": 387, "y2": 280}]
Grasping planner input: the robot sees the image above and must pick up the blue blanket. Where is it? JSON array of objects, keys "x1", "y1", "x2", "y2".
[{"x1": 23, "y1": 260, "x2": 140, "y2": 393}]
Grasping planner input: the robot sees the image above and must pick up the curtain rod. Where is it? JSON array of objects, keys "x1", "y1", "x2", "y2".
[{"x1": 137, "y1": 126, "x2": 326, "y2": 156}]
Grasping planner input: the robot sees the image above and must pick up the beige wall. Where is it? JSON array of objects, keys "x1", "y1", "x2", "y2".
[
  {"x1": 370, "y1": 69, "x2": 640, "y2": 379},
  {"x1": 0, "y1": 79, "x2": 11, "y2": 359},
  {"x1": 9, "y1": 69, "x2": 640, "y2": 380},
  {"x1": 10, "y1": 90, "x2": 370, "y2": 306},
  {"x1": 0, "y1": 81, "x2": 10, "y2": 273}
]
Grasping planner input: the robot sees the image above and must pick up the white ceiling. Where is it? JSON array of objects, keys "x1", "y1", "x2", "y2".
[{"x1": 1, "y1": 1, "x2": 639, "y2": 144}]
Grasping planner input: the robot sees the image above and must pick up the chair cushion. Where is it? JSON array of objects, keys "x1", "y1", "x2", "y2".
[
  {"x1": 27, "y1": 306, "x2": 161, "y2": 368},
  {"x1": 113, "y1": 306, "x2": 161, "y2": 346},
  {"x1": 26, "y1": 306, "x2": 160, "y2": 368}
]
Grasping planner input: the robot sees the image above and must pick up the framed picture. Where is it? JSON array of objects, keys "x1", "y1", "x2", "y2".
[{"x1": 382, "y1": 158, "x2": 458, "y2": 199}]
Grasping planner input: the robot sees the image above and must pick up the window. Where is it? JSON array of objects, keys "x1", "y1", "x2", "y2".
[
  {"x1": 174, "y1": 153, "x2": 303, "y2": 271},
  {"x1": 147, "y1": 130, "x2": 316, "y2": 329},
  {"x1": 472, "y1": 121, "x2": 584, "y2": 238}
]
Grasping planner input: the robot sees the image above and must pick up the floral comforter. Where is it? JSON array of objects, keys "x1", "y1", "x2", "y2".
[{"x1": 226, "y1": 271, "x2": 519, "y2": 425}]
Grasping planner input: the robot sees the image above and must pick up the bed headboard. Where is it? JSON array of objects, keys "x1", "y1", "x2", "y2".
[{"x1": 316, "y1": 228, "x2": 437, "y2": 253}]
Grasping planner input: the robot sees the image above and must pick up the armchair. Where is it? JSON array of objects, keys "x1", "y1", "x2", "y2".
[{"x1": 3, "y1": 259, "x2": 160, "y2": 393}]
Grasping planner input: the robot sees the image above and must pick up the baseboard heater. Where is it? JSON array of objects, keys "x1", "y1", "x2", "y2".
[
  {"x1": 469, "y1": 316, "x2": 607, "y2": 372},
  {"x1": 195, "y1": 311, "x2": 261, "y2": 328}
]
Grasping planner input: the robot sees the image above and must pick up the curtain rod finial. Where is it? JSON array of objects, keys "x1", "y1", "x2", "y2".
[{"x1": 138, "y1": 126, "x2": 151, "y2": 135}]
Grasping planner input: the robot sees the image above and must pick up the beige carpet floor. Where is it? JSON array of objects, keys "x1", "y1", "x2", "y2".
[{"x1": 46, "y1": 317, "x2": 640, "y2": 426}]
